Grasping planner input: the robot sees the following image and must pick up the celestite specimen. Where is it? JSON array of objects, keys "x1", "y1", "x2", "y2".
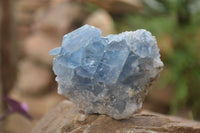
[{"x1": 50, "y1": 25, "x2": 163, "y2": 119}]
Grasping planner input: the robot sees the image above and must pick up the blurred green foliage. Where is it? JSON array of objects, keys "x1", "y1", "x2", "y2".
[{"x1": 114, "y1": 0, "x2": 200, "y2": 120}]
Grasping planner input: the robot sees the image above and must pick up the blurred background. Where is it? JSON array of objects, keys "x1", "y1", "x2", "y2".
[{"x1": 0, "y1": 0, "x2": 200, "y2": 132}]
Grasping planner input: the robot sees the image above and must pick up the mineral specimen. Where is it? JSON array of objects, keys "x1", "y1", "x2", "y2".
[{"x1": 50, "y1": 24, "x2": 163, "y2": 119}]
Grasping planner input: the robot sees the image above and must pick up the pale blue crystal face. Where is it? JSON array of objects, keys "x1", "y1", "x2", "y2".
[
  {"x1": 50, "y1": 24, "x2": 163, "y2": 119},
  {"x1": 94, "y1": 40, "x2": 129, "y2": 84}
]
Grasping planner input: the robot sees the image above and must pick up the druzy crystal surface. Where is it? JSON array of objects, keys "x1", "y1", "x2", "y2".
[{"x1": 50, "y1": 25, "x2": 163, "y2": 119}]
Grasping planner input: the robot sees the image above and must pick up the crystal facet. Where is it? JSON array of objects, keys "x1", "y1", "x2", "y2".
[{"x1": 50, "y1": 24, "x2": 164, "y2": 119}]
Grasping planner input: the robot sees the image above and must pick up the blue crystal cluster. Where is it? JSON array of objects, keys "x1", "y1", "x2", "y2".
[{"x1": 50, "y1": 25, "x2": 163, "y2": 119}]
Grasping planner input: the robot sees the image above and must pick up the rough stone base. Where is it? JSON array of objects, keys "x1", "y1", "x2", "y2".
[{"x1": 32, "y1": 100, "x2": 200, "y2": 133}]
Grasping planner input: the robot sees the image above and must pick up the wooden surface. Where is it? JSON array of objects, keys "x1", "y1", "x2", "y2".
[{"x1": 32, "y1": 100, "x2": 200, "y2": 133}]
